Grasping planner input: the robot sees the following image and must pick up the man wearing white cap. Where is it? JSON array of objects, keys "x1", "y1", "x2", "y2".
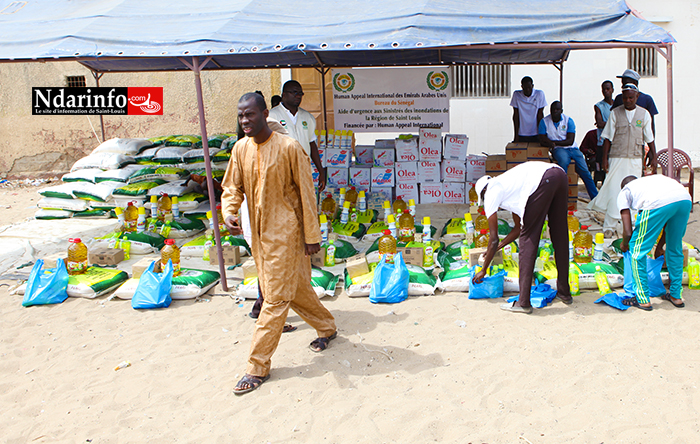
[
  {"x1": 589, "y1": 84, "x2": 657, "y2": 237},
  {"x1": 472, "y1": 162, "x2": 572, "y2": 314},
  {"x1": 612, "y1": 69, "x2": 658, "y2": 135}
]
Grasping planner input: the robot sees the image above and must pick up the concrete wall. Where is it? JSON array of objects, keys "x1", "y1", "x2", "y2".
[{"x1": 0, "y1": 62, "x2": 280, "y2": 177}]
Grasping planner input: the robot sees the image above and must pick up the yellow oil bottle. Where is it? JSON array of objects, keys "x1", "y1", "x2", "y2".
[
  {"x1": 161, "y1": 238, "x2": 181, "y2": 276},
  {"x1": 574, "y1": 225, "x2": 593, "y2": 264},
  {"x1": 345, "y1": 186, "x2": 358, "y2": 208},
  {"x1": 475, "y1": 209, "x2": 489, "y2": 232},
  {"x1": 398, "y1": 209, "x2": 415, "y2": 243},
  {"x1": 124, "y1": 202, "x2": 138, "y2": 232},
  {"x1": 468, "y1": 184, "x2": 479, "y2": 205},
  {"x1": 377, "y1": 229, "x2": 397, "y2": 264},
  {"x1": 321, "y1": 193, "x2": 336, "y2": 217},
  {"x1": 392, "y1": 196, "x2": 407, "y2": 215},
  {"x1": 475, "y1": 229, "x2": 490, "y2": 248},
  {"x1": 66, "y1": 237, "x2": 88, "y2": 276},
  {"x1": 567, "y1": 211, "x2": 580, "y2": 233},
  {"x1": 157, "y1": 193, "x2": 172, "y2": 221}
]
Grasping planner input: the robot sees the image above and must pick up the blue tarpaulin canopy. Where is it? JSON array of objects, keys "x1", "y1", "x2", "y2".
[{"x1": 0, "y1": 0, "x2": 674, "y2": 71}]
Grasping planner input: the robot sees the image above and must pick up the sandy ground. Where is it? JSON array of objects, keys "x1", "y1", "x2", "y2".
[{"x1": 1, "y1": 179, "x2": 700, "y2": 444}]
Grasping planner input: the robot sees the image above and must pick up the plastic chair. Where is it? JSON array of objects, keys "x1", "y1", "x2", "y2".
[{"x1": 655, "y1": 148, "x2": 694, "y2": 211}]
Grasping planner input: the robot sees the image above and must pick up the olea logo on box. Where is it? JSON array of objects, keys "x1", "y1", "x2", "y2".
[
  {"x1": 32, "y1": 87, "x2": 163, "y2": 115},
  {"x1": 421, "y1": 146, "x2": 439, "y2": 155},
  {"x1": 422, "y1": 187, "x2": 442, "y2": 197},
  {"x1": 469, "y1": 159, "x2": 484, "y2": 166},
  {"x1": 397, "y1": 169, "x2": 416, "y2": 178},
  {"x1": 447, "y1": 136, "x2": 464, "y2": 145},
  {"x1": 445, "y1": 166, "x2": 464, "y2": 174},
  {"x1": 444, "y1": 190, "x2": 464, "y2": 198},
  {"x1": 398, "y1": 183, "x2": 415, "y2": 190},
  {"x1": 399, "y1": 153, "x2": 417, "y2": 161},
  {"x1": 422, "y1": 131, "x2": 439, "y2": 139}
]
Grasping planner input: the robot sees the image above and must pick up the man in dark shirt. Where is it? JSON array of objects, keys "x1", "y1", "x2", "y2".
[{"x1": 611, "y1": 69, "x2": 658, "y2": 135}]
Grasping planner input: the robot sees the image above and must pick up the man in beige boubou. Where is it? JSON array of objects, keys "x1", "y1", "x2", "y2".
[{"x1": 222, "y1": 92, "x2": 337, "y2": 395}]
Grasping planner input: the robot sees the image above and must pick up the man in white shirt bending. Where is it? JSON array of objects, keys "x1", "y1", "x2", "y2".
[
  {"x1": 618, "y1": 174, "x2": 691, "y2": 311},
  {"x1": 269, "y1": 80, "x2": 326, "y2": 192},
  {"x1": 510, "y1": 76, "x2": 547, "y2": 143}
]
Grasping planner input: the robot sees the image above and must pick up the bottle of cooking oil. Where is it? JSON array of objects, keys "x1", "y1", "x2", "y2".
[
  {"x1": 161, "y1": 238, "x2": 181, "y2": 276},
  {"x1": 345, "y1": 186, "x2": 358, "y2": 208},
  {"x1": 377, "y1": 229, "x2": 397, "y2": 264},
  {"x1": 569, "y1": 263, "x2": 580, "y2": 296},
  {"x1": 475, "y1": 229, "x2": 489, "y2": 248},
  {"x1": 398, "y1": 209, "x2": 415, "y2": 243},
  {"x1": 321, "y1": 193, "x2": 336, "y2": 217},
  {"x1": 66, "y1": 238, "x2": 88, "y2": 276},
  {"x1": 157, "y1": 193, "x2": 172, "y2": 221},
  {"x1": 393, "y1": 195, "x2": 407, "y2": 215},
  {"x1": 468, "y1": 184, "x2": 479, "y2": 206},
  {"x1": 475, "y1": 209, "x2": 489, "y2": 232},
  {"x1": 325, "y1": 239, "x2": 336, "y2": 267},
  {"x1": 574, "y1": 225, "x2": 593, "y2": 264},
  {"x1": 567, "y1": 211, "x2": 580, "y2": 233},
  {"x1": 124, "y1": 202, "x2": 138, "y2": 232},
  {"x1": 215, "y1": 204, "x2": 225, "y2": 231},
  {"x1": 688, "y1": 258, "x2": 700, "y2": 290}
]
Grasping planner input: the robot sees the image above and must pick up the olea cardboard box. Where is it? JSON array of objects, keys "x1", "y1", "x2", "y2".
[
  {"x1": 395, "y1": 161, "x2": 418, "y2": 184},
  {"x1": 419, "y1": 128, "x2": 442, "y2": 161},
  {"x1": 419, "y1": 183, "x2": 443, "y2": 204},
  {"x1": 441, "y1": 160, "x2": 466, "y2": 182},
  {"x1": 395, "y1": 182, "x2": 419, "y2": 204},
  {"x1": 326, "y1": 148, "x2": 352, "y2": 168},
  {"x1": 326, "y1": 167, "x2": 349, "y2": 188},
  {"x1": 443, "y1": 134, "x2": 469, "y2": 161},
  {"x1": 418, "y1": 160, "x2": 441, "y2": 183},
  {"x1": 371, "y1": 167, "x2": 395, "y2": 188},
  {"x1": 349, "y1": 166, "x2": 371, "y2": 191},
  {"x1": 395, "y1": 136, "x2": 419, "y2": 162},
  {"x1": 442, "y1": 182, "x2": 465, "y2": 204},
  {"x1": 466, "y1": 155, "x2": 486, "y2": 182}
]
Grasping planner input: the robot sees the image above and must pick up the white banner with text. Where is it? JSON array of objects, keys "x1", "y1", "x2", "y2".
[{"x1": 331, "y1": 67, "x2": 450, "y2": 132}]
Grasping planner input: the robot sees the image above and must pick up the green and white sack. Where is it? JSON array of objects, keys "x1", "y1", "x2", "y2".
[
  {"x1": 311, "y1": 267, "x2": 340, "y2": 298},
  {"x1": 67, "y1": 267, "x2": 129, "y2": 298},
  {"x1": 91, "y1": 138, "x2": 152, "y2": 156},
  {"x1": 128, "y1": 166, "x2": 189, "y2": 183},
  {"x1": 72, "y1": 182, "x2": 121, "y2": 202},
  {"x1": 37, "y1": 197, "x2": 89, "y2": 212},
  {"x1": 113, "y1": 181, "x2": 165, "y2": 196},
  {"x1": 174, "y1": 192, "x2": 207, "y2": 212},
  {"x1": 362, "y1": 221, "x2": 389, "y2": 241},
  {"x1": 39, "y1": 183, "x2": 81, "y2": 199},
  {"x1": 180, "y1": 235, "x2": 250, "y2": 257},
  {"x1": 71, "y1": 152, "x2": 135, "y2": 172},
  {"x1": 94, "y1": 165, "x2": 149, "y2": 183},
  {"x1": 114, "y1": 268, "x2": 220, "y2": 300},
  {"x1": 146, "y1": 180, "x2": 196, "y2": 198},
  {"x1": 182, "y1": 148, "x2": 222, "y2": 164},
  {"x1": 73, "y1": 209, "x2": 110, "y2": 218},
  {"x1": 153, "y1": 147, "x2": 190, "y2": 164},
  {"x1": 35, "y1": 209, "x2": 72, "y2": 219},
  {"x1": 343, "y1": 269, "x2": 374, "y2": 297},
  {"x1": 134, "y1": 146, "x2": 162, "y2": 163},
  {"x1": 438, "y1": 263, "x2": 472, "y2": 293},
  {"x1": 62, "y1": 168, "x2": 102, "y2": 183},
  {"x1": 331, "y1": 221, "x2": 367, "y2": 242},
  {"x1": 407, "y1": 264, "x2": 438, "y2": 296},
  {"x1": 165, "y1": 135, "x2": 201, "y2": 147},
  {"x1": 92, "y1": 232, "x2": 166, "y2": 255},
  {"x1": 154, "y1": 217, "x2": 205, "y2": 238}
]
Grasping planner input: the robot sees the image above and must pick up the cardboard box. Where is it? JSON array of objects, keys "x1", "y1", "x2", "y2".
[
  {"x1": 326, "y1": 148, "x2": 352, "y2": 168},
  {"x1": 468, "y1": 247, "x2": 503, "y2": 267},
  {"x1": 209, "y1": 245, "x2": 241, "y2": 266},
  {"x1": 395, "y1": 161, "x2": 419, "y2": 184},
  {"x1": 567, "y1": 164, "x2": 575, "y2": 174},
  {"x1": 443, "y1": 134, "x2": 469, "y2": 160},
  {"x1": 395, "y1": 136, "x2": 419, "y2": 162},
  {"x1": 419, "y1": 183, "x2": 443, "y2": 204},
  {"x1": 505, "y1": 142, "x2": 529, "y2": 150},
  {"x1": 568, "y1": 184, "x2": 578, "y2": 198},
  {"x1": 442, "y1": 182, "x2": 465, "y2": 204},
  {"x1": 327, "y1": 167, "x2": 349, "y2": 188},
  {"x1": 349, "y1": 166, "x2": 371, "y2": 191},
  {"x1": 345, "y1": 254, "x2": 370, "y2": 279},
  {"x1": 310, "y1": 163, "x2": 320, "y2": 186},
  {"x1": 466, "y1": 155, "x2": 486, "y2": 181},
  {"x1": 369, "y1": 187, "x2": 393, "y2": 211},
  {"x1": 242, "y1": 258, "x2": 258, "y2": 280},
  {"x1": 418, "y1": 160, "x2": 441, "y2": 183},
  {"x1": 398, "y1": 247, "x2": 425, "y2": 267},
  {"x1": 485, "y1": 154, "x2": 507, "y2": 173},
  {"x1": 354, "y1": 145, "x2": 374, "y2": 166},
  {"x1": 43, "y1": 252, "x2": 67, "y2": 269},
  {"x1": 132, "y1": 255, "x2": 161, "y2": 278},
  {"x1": 441, "y1": 159, "x2": 466, "y2": 182},
  {"x1": 527, "y1": 145, "x2": 549, "y2": 160},
  {"x1": 373, "y1": 148, "x2": 395, "y2": 167},
  {"x1": 395, "y1": 182, "x2": 420, "y2": 203},
  {"x1": 317, "y1": 148, "x2": 327, "y2": 168},
  {"x1": 374, "y1": 139, "x2": 395, "y2": 149},
  {"x1": 310, "y1": 250, "x2": 325, "y2": 268},
  {"x1": 419, "y1": 128, "x2": 442, "y2": 161},
  {"x1": 567, "y1": 198, "x2": 578, "y2": 211},
  {"x1": 567, "y1": 172, "x2": 578, "y2": 186},
  {"x1": 89, "y1": 247, "x2": 124, "y2": 266},
  {"x1": 506, "y1": 147, "x2": 527, "y2": 163},
  {"x1": 371, "y1": 167, "x2": 395, "y2": 188}
]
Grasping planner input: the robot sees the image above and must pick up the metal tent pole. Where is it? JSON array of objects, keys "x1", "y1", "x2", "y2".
[
  {"x1": 183, "y1": 56, "x2": 229, "y2": 291},
  {"x1": 91, "y1": 71, "x2": 106, "y2": 142},
  {"x1": 665, "y1": 43, "x2": 674, "y2": 178}
]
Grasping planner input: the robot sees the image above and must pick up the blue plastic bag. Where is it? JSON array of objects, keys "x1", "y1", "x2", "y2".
[
  {"x1": 369, "y1": 252, "x2": 409, "y2": 304},
  {"x1": 469, "y1": 269, "x2": 505, "y2": 299},
  {"x1": 22, "y1": 258, "x2": 69, "y2": 307},
  {"x1": 595, "y1": 292, "x2": 631, "y2": 310},
  {"x1": 622, "y1": 252, "x2": 666, "y2": 298},
  {"x1": 131, "y1": 260, "x2": 173, "y2": 309},
  {"x1": 506, "y1": 283, "x2": 556, "y2": 308}
]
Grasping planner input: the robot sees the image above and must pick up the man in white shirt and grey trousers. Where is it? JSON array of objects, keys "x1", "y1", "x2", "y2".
[{"x1": 473, "y1": 162, "x2": 572, "y2": 313}]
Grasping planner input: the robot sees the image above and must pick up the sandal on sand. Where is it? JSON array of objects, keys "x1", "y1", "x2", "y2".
[
  {"x1": 661, "y1": 293, "x2": 685, "y2": 308},
  {"x1": 555, "y1": 294, "x2": 573, "y2": 305},
  {"x1": 283, "y1": 324, "x2": 297, "y2": 333},
  {"x1": 500, "y1": 301, "x2": 533, "y2": 314},
  {"x1": 309, "y1": 331, "x2": 337, "y2": 352},
  {"x1": 233, "y1": 374, "x2": 270, "y2": 395},
  {"x1": 622, "y1": 297, "x2": 653, "y2": 311}
]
